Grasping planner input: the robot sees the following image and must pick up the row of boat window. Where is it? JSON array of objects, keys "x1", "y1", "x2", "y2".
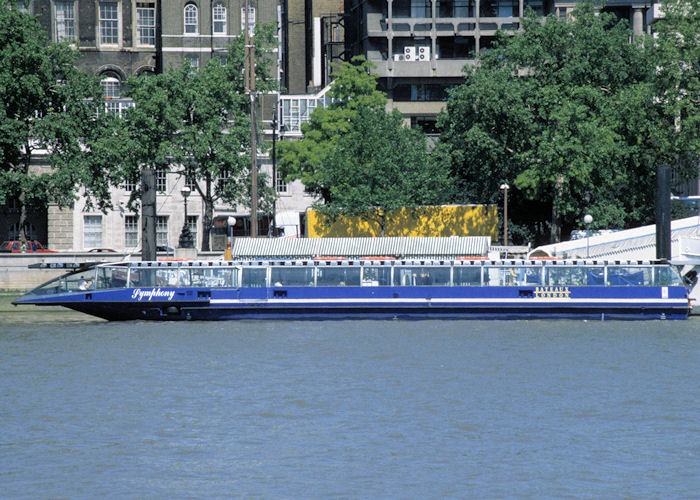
[{"x1": 84, "y1": 265, "x2": 683, "y2": 289}]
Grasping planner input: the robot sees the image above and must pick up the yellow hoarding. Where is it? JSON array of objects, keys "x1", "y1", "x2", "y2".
[{"x1": 306, "y1": 205, "x2": 498, "y2": 240}]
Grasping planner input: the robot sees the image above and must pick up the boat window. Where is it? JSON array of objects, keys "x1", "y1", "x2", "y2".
[
  {"x1": 362, "y1": 267, "x2": 391, "y2": 286},
  {"x1": 453, "y1": 267, "x2": 482, "y2": 286},
  {"x1": 393, "y1": 267, "x2": 450, "y2": 286},
  {"x1": 271, "y1": 267, "x2": 315, "y2": 286},
  {"x1": 242, "y1": 268, "x2": 266, "y2": 287},
  {"x1": 654, "y1": 266, "x2": 683, "y2": 286},
  {"x1": 545, "y1": 267, "x2": 594, "y2": 286},
  {"x1": 96, "y1": 266, "x2": 125, "y2": 289},
  {"x1": 607, "y1": 266, "x2": 652, "y2": 286},
  {"x1": 155, "y1": 268, "x2": 180, "y2": 287},
  {"x1": 130, "y1": 268, "x2": 159, "y2": 287},
  {"x1": 316, "y1": 267, "x2": 361, "y2": 286},
  {"x1": 188, "y1": 267, "x2": 237, "y2": 287}
]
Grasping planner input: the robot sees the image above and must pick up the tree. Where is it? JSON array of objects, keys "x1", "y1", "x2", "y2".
[
  {"x1": 437, "y1": 4, "x2": 673, "y2": 243},
  {"x1": 0, "y1": 1, "x2": 108, "y2": 245},
  {"x1": 648, "y1": 0, "x2": 700, "y2": 177},
  {"x1": 277, "y1": 56, "x2": 387, "y2": 203},
  {"x1": 278, "y1": 56, "x2": 449, "y2": 233},
  {"x1": 119, "y1": 27, "x2": 278, "y2": 251},
  {"x1": 173, "y1": 27, "x2": 278, "y2": 250},
  {"x1": 318, "y1": 106, "x2": 450, "y2": 235}
]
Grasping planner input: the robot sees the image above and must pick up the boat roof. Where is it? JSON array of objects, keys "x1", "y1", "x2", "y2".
[
  {"x1": 530, "y1": 216, "x2": 700, "y2": 260},
  {"x1": 230, "y1": 236, "x2": 491, "y2": 259}
]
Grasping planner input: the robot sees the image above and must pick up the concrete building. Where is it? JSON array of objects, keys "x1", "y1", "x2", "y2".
[
  {"x1": 343, "y1": 0, "x2": 651, "y2": 133},
  {"x1": 4, "y1": 0, "x2": 318, "y2": 252}
]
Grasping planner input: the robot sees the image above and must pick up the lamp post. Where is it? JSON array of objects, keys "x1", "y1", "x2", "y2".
[
  {"x1": 500, "y1": 183, "x2": 509, "y2": 250},
  {"x1": 271, "y1": 107, "x2": 277, "y2": 237},
  {"x1": 584, "y1": 214, "x2": 593, "y2": 258},
  {"x1": 224, "y1": 216, "x2": 236, "y2": 261},
  {"x1": 178, "y1": 185, "x2": 194, "y2": 248}
]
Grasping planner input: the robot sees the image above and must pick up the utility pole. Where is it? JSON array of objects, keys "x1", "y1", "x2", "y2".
[{"x1": 245, "y1": 0, "x2": 258, "y2": 237}]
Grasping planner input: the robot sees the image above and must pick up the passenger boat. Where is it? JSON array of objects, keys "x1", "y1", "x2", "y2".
[{"x1": 12, "y1": 258, "x2": 691, "y2": 320}]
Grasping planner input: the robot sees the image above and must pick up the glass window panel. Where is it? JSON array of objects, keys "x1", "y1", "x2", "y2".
[
  {"x1": 184, "y1": 3, "x2": 198, "y2": 34},
  {"x1": 156, "y1": 216, "x2": 168, "y2": 247},
  {"x1": 607, "y1": 267, "x2": 652, "y2": 286},
  {"x1": 125, "y1": 215, "x2": 139, "y2": 248},
  {"x1": 137, "y1": 3, "x2": 155, "y2": 45},
  {"x1": 271, "y1": 267, "x2": 314, "y2": 286},
  {"x1": 242, "y1": 268, "x2": 266, "y2": 287},
  {"x1": 362, "y1": 267, "x2": 391, "y2": 286},
  {"x1": 453, "y1": 266, "x2": 482, "y2": 286},
  {"x1": 84, "y1": 215, "x2": 102, "y2": 248},
  {"x1": 55, "y1": 1, "x2": 75, "y2": 42},
  {"x1": 99, "y1": 2, "x2": 119, "y2": 45},
  {"x1": 213, "y1": 2, "x2": 226, "y2": 34},
  {"x1": 393, "y1": 267, "x2": 450, "y2": 286},
  {"x1": 316, "y1": 267, "x2": 361, "y2": 286}
]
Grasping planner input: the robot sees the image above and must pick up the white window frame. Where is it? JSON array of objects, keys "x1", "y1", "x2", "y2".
[
  {"x1": 212, "y1": 2, "x2": 226, "y2": 35},
  {"x1": 136, "y1": 2, "x2": 155, "y2": 46},
  {"x1": 124, "y1": 215, "x2": 139, "y2": 248},
  {"x1": 54, "y1": 1, "x2": 76, "y2": 42},
  {"x1": 156, "y1": 216, "x2": 169, "y2": 247},
  {"x1": 98, "y1": 1, "x2": 120, "y2": 47},
  {"x1": 275, "y1": 170, "x2": 288, "y2": 194},
  {"x1": 241, "y1": 6, "x2": 255, "y2": 36},
  {"x1": 156, "y1": 168, "x2": 167, "y2": 192},
  {"x1": 100, "y1": 76, "x2": 121, "y2": 98},
  {"x1": 184, "y1": 3, "x2": 198, "y2": 35},
  {"x1": 84, "y1": 215, "x2": 103, "y2": 249},
  {"x1": 186, "y1": 215, "x2": 198, "y2": 247}
]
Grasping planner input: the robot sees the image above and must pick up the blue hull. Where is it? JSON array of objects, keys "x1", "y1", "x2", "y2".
[{"x1": 24, "y1": 285, "x2": 690, "y2": 321}]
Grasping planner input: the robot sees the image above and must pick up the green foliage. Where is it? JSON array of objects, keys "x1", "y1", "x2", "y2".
[
  {"x1": 116, "y1": 27, "x2": 278, "y2": 249},
  {"x1": 277, "y1": 56, "x2": 387, "y2": 202},
  {"x1": 438, "y1": 2, "x2": 696, "y2": 243},
  {"x1": 278, "y1": 56, "x2": 449, "y2": 233},
  {"x1": 647, "y1": 0, "x2": 700, "y2": 176},
  {"x1": 0, "y1": 0, "x2": 109, "y2": 241},
  {"x1": 317, "y1": 106, "x2": 450, "y2": 234}
]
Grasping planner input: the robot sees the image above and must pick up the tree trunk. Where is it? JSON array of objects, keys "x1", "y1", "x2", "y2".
[
  {"x1": 550, "y1": 176, "x2": 564, "y2": 243},
  {"x1": 200, "y1": 177, "x2": 213, "y2": 251},
  {"x1": 18, "y1": 189, "x2": 28, "y2": 250}
]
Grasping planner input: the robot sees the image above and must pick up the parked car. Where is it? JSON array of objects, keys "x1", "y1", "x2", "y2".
[
  {"x1": 135, "y1": 246, "x2": 175, "y2": 255},
  {"x1": 0, "y1": 240, "x2": 58, "y2": 253},
  {"x1": 87, "y1": 248, "x2": 117, "y2": 253}
]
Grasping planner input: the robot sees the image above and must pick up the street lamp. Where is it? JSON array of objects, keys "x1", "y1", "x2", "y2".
[
  {"x1": 271, "y1": 107, "x2": 278, "y2": 237},
  {"x1": 224, "y1": 216, "x2": 236, "y2": 261},
  {"x1": 584, "y1": 214, "x2": 593, "y2": 258},
  {"x1": 500, "y1": 183, "x2": 509, "y2": 250},
  {"x1": 178, "y1": 185, "x2": 194, "y2": 248}
]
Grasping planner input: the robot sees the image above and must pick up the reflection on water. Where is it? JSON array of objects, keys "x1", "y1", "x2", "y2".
[{"x1": 1, "y1": 293, "x2": 700, "y2": 498}]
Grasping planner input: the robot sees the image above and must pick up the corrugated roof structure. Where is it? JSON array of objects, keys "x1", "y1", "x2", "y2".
[{"x1": 231, "y1": 237, "x2": 490, "y2": 259}]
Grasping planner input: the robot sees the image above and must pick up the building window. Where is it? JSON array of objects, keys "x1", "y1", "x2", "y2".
[
  {"x1": 213, "y1": 2, "x2": 226, "y2": 34},
  {"x1": 184, "y1": 3, "x2": 198, "y2": 34},
  {"x1": 186, "y1": 215, "x2": 198, "y2": 246},
  {"x1": 156, "y1": 168, "x2": 167, "y2": 192},
  {"x1": 9, "y1": 222, "x2": 37, "y2": 240},
  {"x1": 136, "y1": 2, "x2": 155, "y2": 46},
  {"x1": 99, "y1": 1, "x2": 119, "y2": 45},
  {"x1": 122, "y1": 178, "x2": 137, "y2": 191},
  {"x1": 54, "y1": 1, "x2": 75, "y2": 42},
  {"x1": 218, "y1": 169, "x2": 231, "y2": 191},
  {"x1": 84, "y1": 215, "x2": 103, "y2": 249},
  {"x1": 275, "y1": 170, "x2": 287, "y2": 194},
  {"x1": 101, "y1": 76, "x2": 121, "y2": 98},
  {"x1": 124, "y1": 215, "x2": 139, "y2": 248},
  {"x1": 156, "y1": 216, "x2": 168, "y2": 247},
  {"x1": 241, "y1": 6, "x2": 255, "y2": 36},
  {"x1": 184, "y1": 54, "x2": 199, "y2": 73}
]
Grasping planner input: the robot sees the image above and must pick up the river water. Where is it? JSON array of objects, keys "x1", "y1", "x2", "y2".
[{"x1": 1, "y1": 295, "x2": 699, "y2": 498}]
